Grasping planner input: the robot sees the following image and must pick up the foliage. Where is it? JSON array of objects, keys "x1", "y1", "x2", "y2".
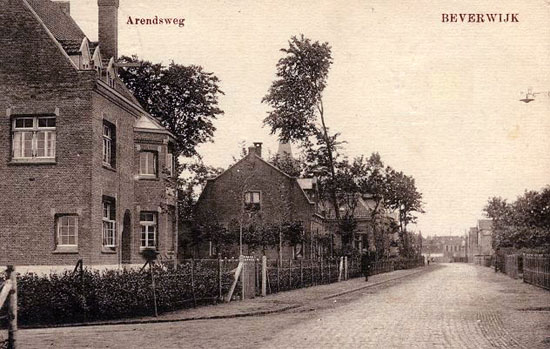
[
  {"x1": 385, "y1": 169, "x2": 424, "y2": 229},
  {"x1": 269, "y1": 152, "x2": 303, "y2": 177},
  {"x1": 15, "y1": 263, "x2": 233, "y2": 326},
  {"x1": 178, "y1": 161, "x2": 224, "y2": 221},
  {"x1": 263, "y1": 35, "x2": 341, "y2": 220},
  {"x1": 118, "y1": 55, "x2": 224, "y2": 158},
  {"x1": 240, "y1": 215, "x2": 279, "y2": 254},
  {"x1": 281, "y1": 221, "x2": 306, "y2": 247},
  {"x1": 262, "y1": 35, "x2": 333, "y2": 141},
  {"x1": 484, "y1": 187, "x2": 550, "y2": 252}
]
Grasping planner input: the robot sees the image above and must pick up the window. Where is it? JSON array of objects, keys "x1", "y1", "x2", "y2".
[
  {"x1": 102, "y1": 121, "x2": 116, "y2": 167},
  {"x1": 166, "y1": 151, "x2": 174, "y2": 177},
  {"x1": 56, "y1": 215, "x2": 78, "y2": 247},
  {"x1": 140, "y1": 151, "x2": 157, "y2": 177},
  {"x1": 244, "y1": 191, "x2": 261, "y2": 211},
  {"x1": 140, "y1": 212, "x2": 157, "y2": 248},
  {"x1": 102, "y1": 198, "x2": 116, "y2": 248},
  {"x1": 12, "y1": 116, "x2": 56, "y2": 159}
]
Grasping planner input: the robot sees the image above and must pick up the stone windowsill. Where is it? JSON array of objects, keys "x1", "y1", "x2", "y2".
[
  {"x1": 102, "y1": 163, "x2": 117, "y2": 172},
  {"x1": 52, "y1": 246, "x2": 78, "y2": 254},
  {"x1": 9, "y1": 158, "x2": 56, "y2": 165},
  {"x1": 137, "y1": 175, "x2": 159, "y2": 181},
  {"x1": 101, "y1": 246, "x2": 117, "y2": 254}
]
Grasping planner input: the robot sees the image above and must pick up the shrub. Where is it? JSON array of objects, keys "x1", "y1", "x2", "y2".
[{"x1": 14, "y1": 261, "x2": 233, "y2": 326}]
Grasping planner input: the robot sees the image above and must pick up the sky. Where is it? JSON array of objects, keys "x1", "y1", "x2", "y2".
[{"x1": 69, "y1": 0, "x2": 550, "y2": 237}]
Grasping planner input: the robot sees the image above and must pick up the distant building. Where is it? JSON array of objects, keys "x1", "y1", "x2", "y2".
[
  {"x1": 422, "y1": 235, "x2": 466, "y2": 262},
  {"x1": 467, "y1": 219, "x2": 494, "y2": 263}
]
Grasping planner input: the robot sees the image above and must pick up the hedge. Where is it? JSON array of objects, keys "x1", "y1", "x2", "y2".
[{"x1": 7, "y1": 261, "x2": 234, "y2": 326}]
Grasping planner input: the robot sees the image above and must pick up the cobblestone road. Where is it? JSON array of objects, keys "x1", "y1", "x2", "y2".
[{"x1": 14, "y1": 263, "x2": 550, "y2": 348}]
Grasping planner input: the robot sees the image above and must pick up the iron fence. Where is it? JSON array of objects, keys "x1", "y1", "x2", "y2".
[{"x1": 523, "y1": 254, "x2": 550, "y2": 290}]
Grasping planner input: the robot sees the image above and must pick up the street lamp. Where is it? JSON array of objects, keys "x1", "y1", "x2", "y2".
[{"x1": 519, "y1": 88, "x2": 550, "y2": 103}]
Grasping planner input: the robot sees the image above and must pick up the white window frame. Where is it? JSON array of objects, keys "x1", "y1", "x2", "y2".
[
  {"x1": 56, "y1": 215, "x2": 78, "y2": 247},
  {"x1": 140, "y1": 151, "x2": 157, "y2": 177},
  {"x1": 244, "y1": 191, "x2": 261, "y2": 210},
  {"x1": 102, "y1": 200, "x2": 116, "y2": 248},
  {"x1": 140, "y1": 212, "x2": 157, "y2": 249},
  {"x1": 166, "y1": 152, "x2": 174, "y2": 177},
  {"x1": 102, "y1": 122, "x2": 114, "y2": 167},
  {"x1": 12, "y1": 116, "x2": 56, "y2": 160}
]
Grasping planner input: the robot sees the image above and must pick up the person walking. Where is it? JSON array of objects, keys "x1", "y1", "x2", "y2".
[{"x1": 361, "y1": 252, "x2": 372, "y2": 282}]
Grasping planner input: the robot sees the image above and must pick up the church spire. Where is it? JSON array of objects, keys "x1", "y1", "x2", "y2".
[{"x1": 277, "y1": 141, "x2": 293, "y2": 159}]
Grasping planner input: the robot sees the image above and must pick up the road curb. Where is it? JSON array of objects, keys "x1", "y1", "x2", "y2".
[
  {"x1": 322, "y1": 267, "x2": 429, "y2": 300},
  {"x1": 21, "y1": 304, "x2": 302, "y2": 330}
]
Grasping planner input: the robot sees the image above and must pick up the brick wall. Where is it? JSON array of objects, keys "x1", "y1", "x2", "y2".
[
  {"x1": 134, "y1": 130, "x2": 176, "y2": 263},
  {"x1": 0, "y1": 0, "x2": 96, "y2": 265},
  {"x1": 195, "y1": 152, "x2": 315, "y2": 258},
  {"x1": 0, "y1": 0, "x2": 176, "y2": 267}
]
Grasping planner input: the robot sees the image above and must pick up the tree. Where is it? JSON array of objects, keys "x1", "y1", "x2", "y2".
[
  {"x1": 262, "y1": 35, "x2": 341, "y2": 219},
  {"x1": 178, "y1": 161, "x2": 224, "y2": 221},
  {"x1": 385, "y1": 169, "x2": 424, "y2": 256},
  {"x1": 118, "y1": 55, "x2": 224, "y2": 158},
  {"x1": 269, "y1": 153, "x2": 302, "y2": 177},
  {"x1": 484, "y1": 187, "x2": 550, "y2": 252}
]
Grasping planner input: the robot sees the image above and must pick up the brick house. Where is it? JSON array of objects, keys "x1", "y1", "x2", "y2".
[
  {"x1": 466, "y1": 219, "x2": 494, "y2": 262},
  {"x1": 0, "y1": 0, "x2": 178, "y2": 269},
  {"x1": 422, "y1": 235, "x2": 466, "y2": 262},
  {"x1": 193, "y1": 143, "x2": 325, "y2": 259}
]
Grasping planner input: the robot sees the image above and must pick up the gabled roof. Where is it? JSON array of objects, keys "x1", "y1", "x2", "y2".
[
  {"x1": 27, "y1": 0, "x2": 86, "y2": 41},
  {"x1": 203, "y1": 151, "x2": 314, "y2": 205},
  {"x1": 134, "y1": 114, "x2": 175, "y2": 138},
  {"x1": 58, "y1": 39, "x2": 82, "y2": 55}
]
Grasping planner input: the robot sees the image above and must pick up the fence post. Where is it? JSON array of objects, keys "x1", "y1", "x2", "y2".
[
  {"x1": 338, "y1": 257, "x2": 343, "y2": 282},
  {"x1": 310, "y1": 260, "x2": 314, "y2": 285},
  {"x1": 328, "y1": 259, "x2": 331, "y2": 283},
  {"x1": 240, "y1": 256, "x2": 246, "y2": 300},
  {"x1": 289, "y1": 259, "x2": 292, "y2": 289},
  {"x1": 300, "y1": 259, "x2": 303, "y2": 287},
  {"x1": 261, "y1": 256, "x2": 267, "y2": 297},
  {"x1": 344, "y1": 256, "x2": 348, "y2": 280},
  {"x1": 149, "y1": 262, "x2": 159, "y2": 317},
  {"x1": 277, "y1": 259, "x2": 280, "y2": 292},
  {"x1": 6, "y1": 265, "x2": 17, "y2": 349},
  {"x1": 218, "y1": 257, "x2": 223, "y2": 301},
  {"x1": 320, "y1": 259, "x2": 324, "y2": 284},
  {"x1": 190, "y1": 259, "x2": 197, "y2": 307}
]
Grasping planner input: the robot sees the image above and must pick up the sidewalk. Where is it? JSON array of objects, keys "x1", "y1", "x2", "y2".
[{"x1": 25, "y1": 265, "x2": 431, "y2": 329}]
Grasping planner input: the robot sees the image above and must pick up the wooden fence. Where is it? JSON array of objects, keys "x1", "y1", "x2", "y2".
[
  {"x1": 523, "y1": 254, "x2": 550, "y2": 290},
  {"x1": 1, "y1": 265, "x2": 17, "y2": 349},
  {"x1": 503, "y1": 254, "x2": 522, "y2": 279},
  {"x1": 473, "y1": 255, "x2": 492, "y2": 267}
]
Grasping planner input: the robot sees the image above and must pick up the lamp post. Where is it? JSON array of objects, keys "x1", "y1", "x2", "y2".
[{"x1": 519, "y1": 88, "x2": 550, "y2": 103}]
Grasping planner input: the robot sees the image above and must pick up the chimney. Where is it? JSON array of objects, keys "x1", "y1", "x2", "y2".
[
  {"x1": 98, "y1": 0, "x2": 119, "y2": 60},
  {"x1": 54, "y1": 1, "x2": 70, "y2": 15},
  {"x1": 249, "y1": 142, "x2": 262, "y2": 158}
]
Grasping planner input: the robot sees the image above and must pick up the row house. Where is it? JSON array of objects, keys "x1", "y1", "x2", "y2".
[{"x1": 0, "y1": 0, "x2": 178, "y2": 270}]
